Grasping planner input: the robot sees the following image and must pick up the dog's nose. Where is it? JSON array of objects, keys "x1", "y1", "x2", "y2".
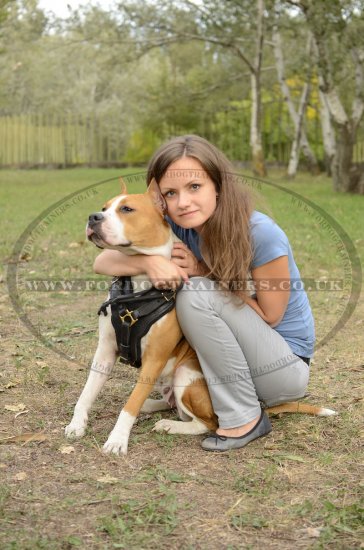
[{"x1": 88, "y1": 212, "x2": 104, "y2": 225}]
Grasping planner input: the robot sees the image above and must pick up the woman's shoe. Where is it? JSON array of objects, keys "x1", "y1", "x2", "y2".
[{"x1": 201, "y1": 410, "x2": 272, "y2": 452}]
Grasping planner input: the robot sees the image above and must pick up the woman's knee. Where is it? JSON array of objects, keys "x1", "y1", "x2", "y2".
[
  {"x1": 176, "y1": 277, "x2": 211, "y2": 313},
  {"x1": 176, "y1": 277, "x2": 215, "y2": 332}
]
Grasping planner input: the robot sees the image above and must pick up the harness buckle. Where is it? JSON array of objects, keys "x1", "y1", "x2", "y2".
[
  {"x1": 161, "y1": 290, "x2": 176, "y2": 302},
  {"x1": 119, "y1": 309, "x2": 138, "y2": 326}
]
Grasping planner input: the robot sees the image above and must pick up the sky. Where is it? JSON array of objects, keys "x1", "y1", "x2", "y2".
[{"x1": 38, "y1": 0, "x2": 116, "y2": 19}]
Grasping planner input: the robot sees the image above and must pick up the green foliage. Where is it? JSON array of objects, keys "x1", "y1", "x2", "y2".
[
  {"x1": 108, "y1": 128, "x2": 157, "y2": 165},
  {"x1": 0, "y1": 0, "x2": 363, "y2": 173},
  {"x1": 0, "y1": 0, "x2": 13, "y2": 27}
]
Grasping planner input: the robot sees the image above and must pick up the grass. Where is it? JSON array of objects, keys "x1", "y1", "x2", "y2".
[{"x1": 0, "y1": 167, "x2": 363, "y2": 549}]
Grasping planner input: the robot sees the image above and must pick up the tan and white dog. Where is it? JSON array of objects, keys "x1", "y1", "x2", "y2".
[{"x1": 65, "y1": 181, "x2": 336, "y2": 455}]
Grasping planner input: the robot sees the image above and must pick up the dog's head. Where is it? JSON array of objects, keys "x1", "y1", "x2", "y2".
[{"x1": 86, "y1": 179, "x2": 170, "y2": 253}]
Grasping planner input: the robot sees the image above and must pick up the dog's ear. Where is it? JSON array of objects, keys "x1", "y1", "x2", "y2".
[
  {"x1": 147, "y1": 179, "x2": 167, "y2": 216},
  {"x1": 119, "y1": 177, "x2": 128, "y2": 195}
]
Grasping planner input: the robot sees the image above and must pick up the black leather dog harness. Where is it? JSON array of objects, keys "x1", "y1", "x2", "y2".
[{"x1": 98, "y1": 277, "x2": 180, "y2": 368}]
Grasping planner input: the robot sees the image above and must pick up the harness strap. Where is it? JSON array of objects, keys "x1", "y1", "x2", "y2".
[
  {"x1": 98, "y1": 287, "x2": 176, "y2": 316},
  {"x1": 115, "y1": 295, "x2": 175, "y2": 362},
  {"x1": 97, "y1": 277, "x2": 182, "y2": 367}
]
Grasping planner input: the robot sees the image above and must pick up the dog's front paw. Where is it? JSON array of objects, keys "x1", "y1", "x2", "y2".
[
  {"x1": 152, "y1": 419, "x2": 174, "y2": 433},
  {"x1": 65, "y1": 417, "x2": 87, "y2": 439},
  {"x1": 102, "y1": 433, "x2": 129, "y2": 456}
]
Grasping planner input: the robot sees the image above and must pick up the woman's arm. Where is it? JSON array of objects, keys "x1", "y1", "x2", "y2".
[
  {"x1": 93, "y1": 249, "x2": 189, "y2": 289},
  {"x1": 245, "y1": 256, "x2": 290, "y2": 327}
]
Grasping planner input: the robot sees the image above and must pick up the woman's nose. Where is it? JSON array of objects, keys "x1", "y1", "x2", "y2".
[{"x1": 177, "y1": 192, "x2": 191, "y2": 208}]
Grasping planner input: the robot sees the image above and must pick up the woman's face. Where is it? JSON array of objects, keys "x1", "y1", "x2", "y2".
[{"x1": 158, "y1": 157, "x2": 218, "y2": 233}]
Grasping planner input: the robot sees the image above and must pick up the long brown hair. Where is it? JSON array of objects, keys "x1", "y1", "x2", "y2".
[{"x1": 147, "y1": 135, "x2": 253, "y2": 298}]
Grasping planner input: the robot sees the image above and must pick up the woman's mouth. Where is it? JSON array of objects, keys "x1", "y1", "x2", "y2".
[{"x1": 179, "y1": 210, "x2": 198, "y2": 217}]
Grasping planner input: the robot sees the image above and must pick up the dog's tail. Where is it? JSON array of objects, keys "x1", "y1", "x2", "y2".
[{"x1": 266, "y1": 402, "x2": 337, "y2": 416}]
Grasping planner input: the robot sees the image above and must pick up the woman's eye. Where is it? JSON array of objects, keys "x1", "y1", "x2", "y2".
[
  {"x1": 120, "y1": 205, "x2": 134, "y2": 213},
  {"x1": 165, "y1": 191, "x2": 175, "y2": 198},
  {"x1": 191, "y1": 183, "x2": 200, "y2": 190}
]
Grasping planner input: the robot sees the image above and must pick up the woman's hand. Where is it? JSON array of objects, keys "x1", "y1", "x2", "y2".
[
  {"x1": 171, "y1": 242, "x2": 202, "y2": 276},
  {"x1": 145, "y1": 255, "x2": 189, "y2": 290}
]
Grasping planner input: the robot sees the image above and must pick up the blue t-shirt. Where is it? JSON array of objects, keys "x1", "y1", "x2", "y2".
[{"x1": 167, "y1": 211, "x2": 315, "y2": 358}]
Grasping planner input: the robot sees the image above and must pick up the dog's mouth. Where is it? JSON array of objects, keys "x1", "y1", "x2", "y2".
[
  {"x1": 86, "y1": 226, "x2": 105, "y2": 249},
  {"x1": 86, "y1": 226, "x2": 132, "y2": 249},
  {"x1": 88, "y1": 233, "x2": 105, "y2": 249},
  {"x1": 86, "y1": 226, "x2": 95, "y2": 240}
]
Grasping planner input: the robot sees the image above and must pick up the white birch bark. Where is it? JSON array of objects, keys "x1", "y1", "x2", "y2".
[
  {"x1": 313, "y1": 37, "x2": 364, "y2": 192},
  {"x1": 287, "y1": 81, "x2": 311, "y2": 177},
  {"x1": 272, "y1": 26, "x2": 318, "y2": 176},
  {"x1": 250, "y1": 0, "x2": 266, "y2": 176},
  {"x1": 318, "y1": 86, "x2": 336, "y2": 174}
]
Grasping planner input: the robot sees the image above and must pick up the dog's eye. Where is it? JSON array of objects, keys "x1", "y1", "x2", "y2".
[
  {"x1": 120, "y1": 206, "x2": 134, "y2": 213},
  {"x1": 101, "y1": 207, "x2": 106, "y2": 212}
]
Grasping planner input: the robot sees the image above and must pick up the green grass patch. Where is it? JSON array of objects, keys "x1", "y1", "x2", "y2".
[{"x1": 0, "y1": 167, "x2": 362, "y2": 550}]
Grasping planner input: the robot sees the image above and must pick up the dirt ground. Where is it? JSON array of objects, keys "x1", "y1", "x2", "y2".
[{"x1": 0, "y1": 277, "x2": 363, "y2": 549}]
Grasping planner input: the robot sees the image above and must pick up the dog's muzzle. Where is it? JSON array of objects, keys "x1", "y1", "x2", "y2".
[{"x1": 86, "y1": 212, "x2": 105, "y2": 242}]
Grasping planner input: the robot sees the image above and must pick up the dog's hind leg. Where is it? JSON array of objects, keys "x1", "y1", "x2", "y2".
[
  {"x1": 141, "y1": 399, "x2": 172, "y2": 413},
  {"x1": 65, "y1": 310, "x2": 118, "y2": 439},
  {"x1": 153, "y1": 418, "x2": 209, "y2": 435}
]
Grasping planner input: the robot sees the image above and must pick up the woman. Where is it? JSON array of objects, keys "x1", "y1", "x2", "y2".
[{"x1": 94, "y1": 135, "x2": 315, "y2": 452}]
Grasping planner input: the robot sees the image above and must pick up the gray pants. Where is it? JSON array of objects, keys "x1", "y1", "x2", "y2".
[{"x1": 176, "y1": 277, "x2": 310, "y2": 428}]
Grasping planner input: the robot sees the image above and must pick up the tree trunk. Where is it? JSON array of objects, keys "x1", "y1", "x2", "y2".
[
  {"x1": 287, "y1": 82, "x2": 310, "y2": 177},
  {"x1": 250, "y1": 0, "x2": 267, "y2": 177},
  {"x1": 301, "y1": 3, "x2": 364, "y2": 194},
  {"x1": 250, "y1": 70, "x2": 266, "y2": 177},
  {"x1": 332, "y1": 124, "x2": 364, "y2": 193},
  {"x1": 318, "y1": 88, "x2": 336, "y2": 175},
  {"x1": 272, "y1": 26, "x2": 319, "y2": 176}
]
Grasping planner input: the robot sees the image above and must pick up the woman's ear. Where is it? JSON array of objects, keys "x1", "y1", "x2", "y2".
[{"x1": 147, "y1": 179, "x2": 167, "y2": 215}]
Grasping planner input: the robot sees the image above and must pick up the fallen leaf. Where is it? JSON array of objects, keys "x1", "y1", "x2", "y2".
[
  {"x1": 263, "y1": 444, "x2": 279, "y2": 450},
  {"x1": 0, "y1": 432, "x2": 48, "y2": 445},
  {"x1": 306, "y1": 526, "x2": 323, "y2": 538},
  {"x1": 20, "y1": 252, "x2": 31, "y2": 261},
  {"x1": 97, "y1": 475, "x2": 119, "y2": 484},
  {"x1": 14, "y1": 410, "x2": 29, "y2": 419},
  {"x1": 4, "y1": 403, "x2": 26, "y2": 412},
  {"x1": 14, "y1": 472, "x2": 27, "y2": 481},
  {"x1": 0, "y1": 463, "x2": 7, "y2": 469},
  {"x1": 59, "y1": 445, "x2": 75, "y2": 454}
]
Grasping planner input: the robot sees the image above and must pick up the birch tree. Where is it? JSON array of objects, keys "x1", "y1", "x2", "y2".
[
  {"x1": 288, "y1": 0, "x2": 364, "y2": 193},
  {"x1": 272, "y1": 25, "x2": 319, "y2": 177},
  {"x1": 114, "y1": 0, "x2": 270, "y2": 176}
]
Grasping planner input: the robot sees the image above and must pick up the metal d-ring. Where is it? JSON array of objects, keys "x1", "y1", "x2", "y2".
[{"x1": 119, "y1": 309, "x2": 138, "y2": 326}]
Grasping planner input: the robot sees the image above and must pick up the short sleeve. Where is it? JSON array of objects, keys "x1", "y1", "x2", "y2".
[{"x1": 250, "y1": 216, "x2": 289, "y2": 269}]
